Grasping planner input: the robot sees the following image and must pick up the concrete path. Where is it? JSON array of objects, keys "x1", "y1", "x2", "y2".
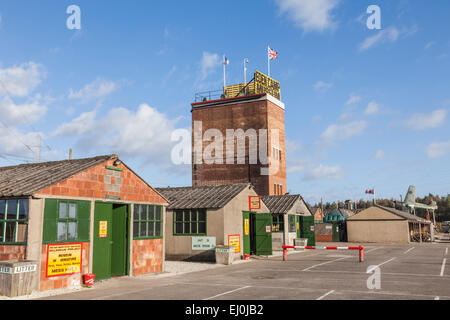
[{"x1": 39, "y1": 242, "x2": 450, "y2": 300}]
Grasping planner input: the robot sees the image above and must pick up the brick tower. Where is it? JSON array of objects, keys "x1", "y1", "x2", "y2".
[{"x1": 191, "y1": 71, "x2": 286, "y2": 196}]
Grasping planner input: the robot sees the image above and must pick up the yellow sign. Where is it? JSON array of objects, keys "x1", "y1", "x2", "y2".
[
  {"x1": 254, "y1": 71, "x2": 281, "y2": 100},
  {"x1": 99, "y1": 221, "x2": 108, "y2": 238},
  {"x1": 244, "y1": 219, "x2": 249, "y2": 236},
  {"x1": 228, "y1": 235, "x2": 240, "y2": 253},
  {"x1": 46, "y1": 243, "x2": 82, "y2": 277}
]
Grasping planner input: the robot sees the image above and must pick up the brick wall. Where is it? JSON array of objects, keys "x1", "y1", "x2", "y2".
[
  {"x1": 0, "y1": 245, "x2": 26, "y2": 261},
  {"x1": 191, "y1": 96, "x2": 286, "y2": 196},
  {"x1": 316, "y1": 235, "x2": 333, "y2": 242},
  {"x1": 39, "y1": 242, "x2": 89, "y2": 292},
  {"x1": 132, "y1": 239, "x2": 163, "y2": 275},
  {"x1": 36, "y1": 159, "x2": 166, "y2": 204}
]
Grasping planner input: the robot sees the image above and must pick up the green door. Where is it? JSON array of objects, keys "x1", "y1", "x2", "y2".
[
  {"x1": 252, "y1": 213, "x2": 272, "y2": 256},
  {"x1": 93, "y1": 202, "x2": 113, "y2": 280},
  {"x1": 93, "y1": 202, "x2": 129, "y2": 280},
  {"x1": 242, "y1": 212, "x2": 251, "y2": 255},
  {"x1": 300, "y1": 216, "x2": 316, "y2": 246},
  {"x1": 332, "y1": 222, "x2": 340, "y2": 242},
  {"x1": 111, "y1": 204, "x2": 128, "y2": 277}
]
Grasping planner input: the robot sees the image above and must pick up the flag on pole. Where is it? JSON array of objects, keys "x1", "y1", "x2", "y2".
[
  {"x1": 365, "y1": 189, "x2": 375, "y2": 195},
  {"x1": 268, "y1": 47, "x2": 278, "y2": 60},
  {"x1": 267, "y1": 46, "x2": 278, "y2": 77},
  {"x1": 223, "y1": 56, "x2": 230, "y2": 65}
]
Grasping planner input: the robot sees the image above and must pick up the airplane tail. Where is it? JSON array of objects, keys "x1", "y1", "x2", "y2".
[{"x1": 404, "y1": 185, "x2": 416, "y2": 204}]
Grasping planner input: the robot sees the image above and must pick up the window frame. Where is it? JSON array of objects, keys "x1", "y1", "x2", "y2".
[
  {"x1": 272, "y1": 213, "x2": 284, "y2": 233},
  {"x1": 133, "y1": 204, "x2": 164, "y2": 240},
  {"x1": 56, "y1": 201, "x2": 79, "y2": 242},
  {"x1": 288, "y1": 215, "x2": 297, "y2": 233},
  {"x1": 173, "y1": 209, "x2": 207, "y2": 236},
  {"x1": 0, "y1": 199, "x2": 29, "y2": 245}
]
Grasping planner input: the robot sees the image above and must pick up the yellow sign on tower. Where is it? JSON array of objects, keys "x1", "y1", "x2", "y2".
[{"x1": 254, "y1": 71, "x2": 281, "y2": 100}]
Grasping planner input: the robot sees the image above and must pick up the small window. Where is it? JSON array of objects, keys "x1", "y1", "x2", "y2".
[
  {"x1": 57, "y1": 201, "x2": 78, "y2": 241},
  {"x1": 288, "y1": 215, "x2": 296, "y2": 233},
  {"x1": 133, "y1": 204, "x2": 163, "y2": 239},
  {"x1": 173, "y1": 209, "x2": 207, "y2": 236},
  {"x1": 0, "y1": 199, "x2": 29, "y2": 244},
  {"x1": 272, "y1": 214, "x2": 284, "y2": 232}
]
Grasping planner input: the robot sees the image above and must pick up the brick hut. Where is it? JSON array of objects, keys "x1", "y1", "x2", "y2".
[{"x1": 0, "y1": 154, "x2": 168, "y2": 293}]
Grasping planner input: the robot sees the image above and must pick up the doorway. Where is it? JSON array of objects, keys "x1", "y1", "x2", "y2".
[
  {"x1": 93, "y1": 202, "x2": 129, "y2": 280},
  {"x1": 243, "y1": 212, "x2": 272, "y2": 256}
]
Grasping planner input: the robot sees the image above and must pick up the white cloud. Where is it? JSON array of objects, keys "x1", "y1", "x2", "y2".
[
  {"x1": 200, "y1": 52, "x2": 221, "y2": 80},
  {"x1": 425, "y1": 41, "x2": 436, "y2": 50},
  {"x1": 304, "y1": 164, "x2": 343, "y2": 180},
  {"x1": 0, "y1": 62, "x2": 45, "y2": 97},
  {"x1": 365, "y1": 101, "x2": 380, "y2": 115},
  {"x1": 275, "y1": 0, "x2": 340, "y2": 32},
  {"x1": 374, "y1": 149, "x2": 384, "y2": 160},
  {"x1": 68, "y1": 78, "x2": 118, "y2": 102},
  {"x1": 0, "y1": 96, "x2": 47, "y2": 125},
  {"x1": 321, "y1": 120, "x2": 367, "y2": 143},
  {"x1": 404, "y1": 109, "x2": 447, "y2": 130},
  {"x1": 313, "y1": 81, "x2": 333, "y2": 92},
  {"x1": 0, "y1": 125, "x2": 41, "y2": 159},
  {"x1": 426, "y1": 141, "x2": 450, "y2": 159},
  {"x1": 346, "y1": 93, "x2": 361, "y2": 105},
  {"x1": 359, "y1": 27, "x2": 400, "y2": 51},
  {"x1": 54, "y1": 104, "x2": 180, "y2": 165}
]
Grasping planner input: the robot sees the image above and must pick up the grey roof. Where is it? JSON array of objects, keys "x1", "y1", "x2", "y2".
[
  {"x1": 374, "y1": 205, "x2": 430, "y2": 223},
  {"x1": 156, "y1": 183, "x2": 251, "y2": 210},
  {"x1": 261, "y1": 194, "x2": 306, "y2": 214},
  {"x1": 0, "y1": 155, "x2": 116, "y2": 198}
]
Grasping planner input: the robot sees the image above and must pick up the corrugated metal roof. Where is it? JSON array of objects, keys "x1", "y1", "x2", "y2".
[
  {"x1": 156, "y1": 183, "x2": 251, "y2": 210},
  {"x1": 0, "y1": 155, "x2": 116, "y2": 198},
  {"x1": 261, "y1": 194, "x2": 304, "y2": 214}
]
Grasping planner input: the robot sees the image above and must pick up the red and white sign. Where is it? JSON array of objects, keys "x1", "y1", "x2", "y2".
[{"x1": 265, "y1": 225, "x2": 271, "y2": 233}]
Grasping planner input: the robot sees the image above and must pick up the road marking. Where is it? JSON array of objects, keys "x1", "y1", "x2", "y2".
[
  {"x1": 367, "y1": 257, "x2": 396, "y2": 273},
  {"x1": 316, "y1": 290, "x2": 335, "y2": 300},
  {"x1": 302, "y1": 256, "x2": 350, "y2": 271},
  {"x1": 365, "y1": 247, "x2": 383, "y2": 253},
  {"x1": 440, "y1": 258, "x2": 447, "y2": 277},
  {"x1": 446, "y1": 248, "x2": 448, "y2": 255},
  {"x1": 203, "y1": 286, "x2": 251, "y2": 300},
  {"x1": 403, "y1": 247, "x2": 415, "y2": 254},
  {"x1": 435, "y1": 296, "x2": 440, "y2": 300}
]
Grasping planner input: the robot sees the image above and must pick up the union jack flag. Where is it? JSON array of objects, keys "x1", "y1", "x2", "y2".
[{"x1": 268, "y1": 47, "x2": 278, "y2": 60}]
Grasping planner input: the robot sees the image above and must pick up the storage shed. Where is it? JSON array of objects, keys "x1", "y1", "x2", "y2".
[
  {"x1": 347, "y1": 205, "x2": 432, "y2": 243},
  {"x1": 156, "y1": 183, "x2": 272, "y2": 261},
  {"x1": 261, "y1": 194, "x2": 313, "y2": 249},
  {"x1": 0, "y1": 154, "x2": 168, "y2": 293}
]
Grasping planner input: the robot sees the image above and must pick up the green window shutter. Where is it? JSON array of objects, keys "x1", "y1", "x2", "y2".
[
  {"x1": 77, "y1": 200, "x2": 91, "y2": 242},
  {"x1": 43, "y1": 199, "x2": 58, "y2": 243}
]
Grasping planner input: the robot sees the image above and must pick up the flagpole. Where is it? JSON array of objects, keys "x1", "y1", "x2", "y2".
[
  {"x1": 223, "y1": 54, "x2": 226, "y2": 92},
  {"x1": 267, "y1": 46, "x2": 270, "y2": 77}
]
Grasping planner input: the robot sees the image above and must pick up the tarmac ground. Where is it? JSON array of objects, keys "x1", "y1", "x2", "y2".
[{"x1": 40, "y1": 242, "x2": 449, "y2": 300}]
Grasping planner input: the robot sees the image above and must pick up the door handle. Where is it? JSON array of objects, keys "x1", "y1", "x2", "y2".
[{"x1": 110, "y1": 241, "x2": 114, "y2": 245}]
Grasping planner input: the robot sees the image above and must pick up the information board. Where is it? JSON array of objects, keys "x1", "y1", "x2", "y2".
[
  {"x1": 228, "y1": 235, "x2": 240, "y2": 253},
  {"x1": 249, "y1": 196, "x2": 261, "y2": 210},
  {"x1": 254, "y1": 70, "x2": 281, "y2": 100},
  {"x1": 46, "y1": 243, "x2": 82, "y2": 277},
  {"x1": 192, "y1": 237, "x2": 216, "y2": 251}
]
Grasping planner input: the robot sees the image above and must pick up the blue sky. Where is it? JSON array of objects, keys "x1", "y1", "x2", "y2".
[{"x1": 0, "y1": 0, "x2": 449, "y2": 204}]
